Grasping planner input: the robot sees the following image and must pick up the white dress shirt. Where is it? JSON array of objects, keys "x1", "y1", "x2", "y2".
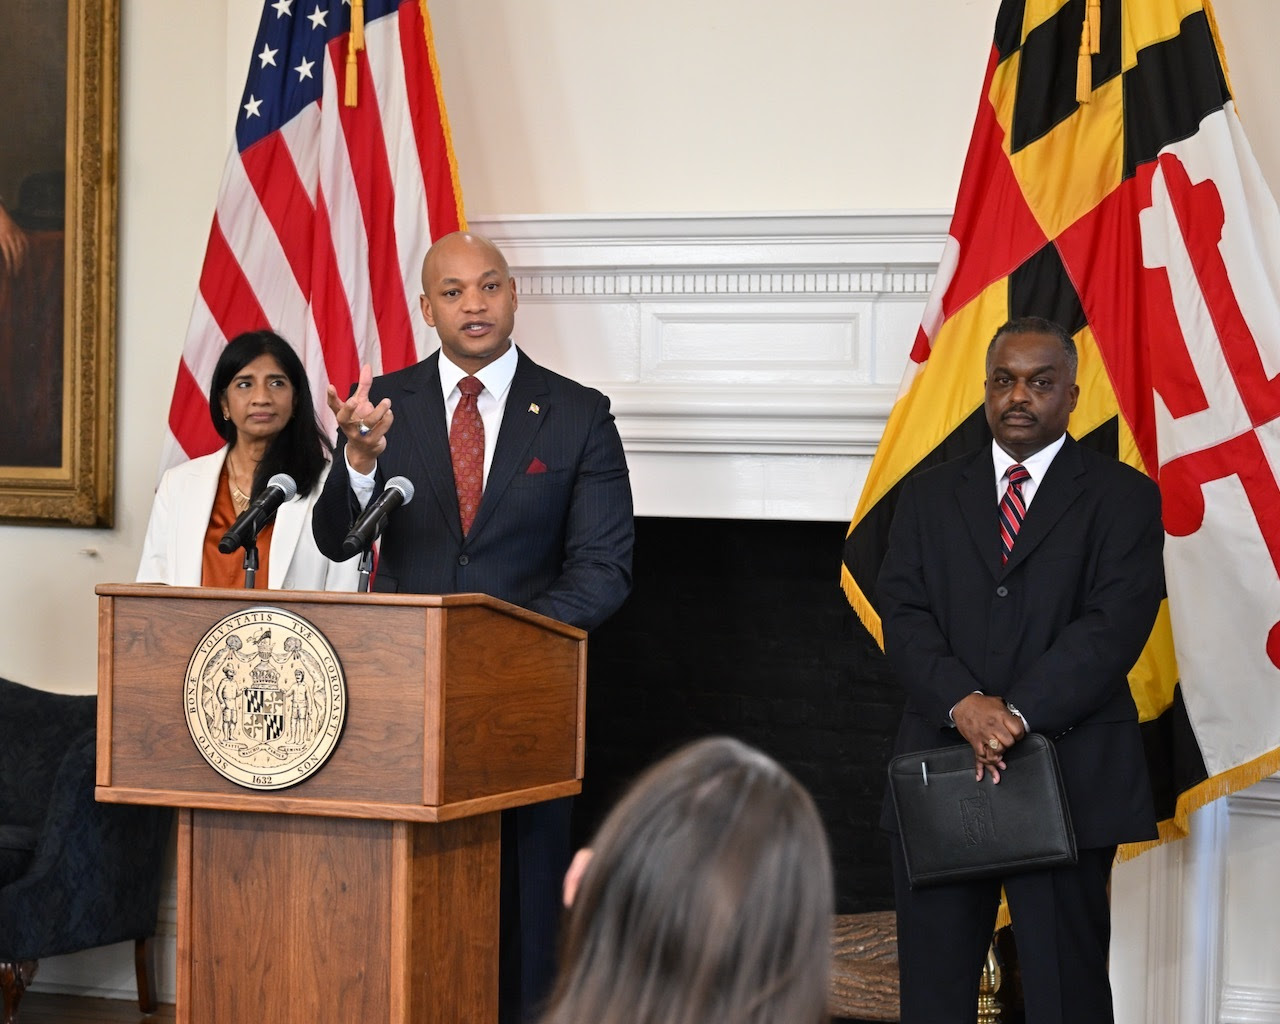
[
  {"x1": 347, "y1": 343, "x2": 519, "y2": 508},
  {"x1": 991, "y1": 433, "x2": 1067, "y2": 509}
]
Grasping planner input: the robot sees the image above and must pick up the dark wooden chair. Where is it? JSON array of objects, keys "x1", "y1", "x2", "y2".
[{"x1": 0, "y1": 678, "x2": 172, "y2": 1024}]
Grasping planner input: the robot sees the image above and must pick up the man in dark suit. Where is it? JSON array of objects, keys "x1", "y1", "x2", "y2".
[
  {"x1": 877, "y1": 316, "x2": 1165, "y2": 1024},
  {"x1": 313, "y1": 231, "x2": 634, "y2": 1022}
]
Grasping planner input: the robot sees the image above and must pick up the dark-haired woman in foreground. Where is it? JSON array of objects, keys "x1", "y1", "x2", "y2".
[
  {"x1": 543, "y1": 736, "x2": 834, "y2": 1024},
  {"x1": 137, "y1": 329, "x2": 357, "y2": 589}
]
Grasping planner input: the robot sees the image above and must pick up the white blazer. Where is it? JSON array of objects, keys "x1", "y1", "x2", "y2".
[{"x1": 136, "y1": 448, "x2": 359, "y2": 591}]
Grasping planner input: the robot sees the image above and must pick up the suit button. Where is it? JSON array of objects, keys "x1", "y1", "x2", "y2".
[
  {"x1": 458, "y1": 555, "x2": 470, "y2": 566},
  {"x1": 996, "y1": 585, "x2": 1008, "y2": 597}
]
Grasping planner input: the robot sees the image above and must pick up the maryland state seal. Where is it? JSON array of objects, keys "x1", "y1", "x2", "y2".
[{"x1": 184, "y1": 606, "x2": 346, "y2": 790}]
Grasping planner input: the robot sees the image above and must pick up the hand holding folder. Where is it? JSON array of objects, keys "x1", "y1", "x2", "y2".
[{"x1": 887, "y1": 733, "x2": 1077, "y2": 889}]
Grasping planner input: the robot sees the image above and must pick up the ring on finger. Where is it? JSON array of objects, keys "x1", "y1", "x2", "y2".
[
  {"x1": 987, "y1": 737, "x2": 1001, "y2": 751},
  {"x1": 358, "y1": 420, "x2": 371, "y2": 436}
]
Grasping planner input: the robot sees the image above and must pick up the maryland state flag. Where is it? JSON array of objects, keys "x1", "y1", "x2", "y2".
[{"x1": 842, "y1": 0, "x2": 1280, "y2": 849}]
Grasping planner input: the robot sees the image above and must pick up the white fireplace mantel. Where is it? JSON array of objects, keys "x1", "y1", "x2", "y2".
[{"x1": 466, "y1": 212, "x2": 950, "y2": 521}]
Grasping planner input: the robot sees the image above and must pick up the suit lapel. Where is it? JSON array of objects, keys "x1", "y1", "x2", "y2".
[
  {"x1": 956, "y1": 448, "x2": 1002, "y2": 580},
  {"x1": 396, "y1": 353, "x2": 462, "y2": 541},
  {"x1": 1000, "y1": 437, "x2": 1084, "y2": 576},
  {"x1": 468, "y1": 352, "x2": 550, "y2": 540}
]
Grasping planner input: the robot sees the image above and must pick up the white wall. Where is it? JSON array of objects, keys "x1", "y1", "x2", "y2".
[{"x1": 428, "y1": 0, "x2": 996, "y2": 214}]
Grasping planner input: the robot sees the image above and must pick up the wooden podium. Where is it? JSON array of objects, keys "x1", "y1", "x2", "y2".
[{"x1": 95, "y1": 584, "x2": 586, "y2": 1024}]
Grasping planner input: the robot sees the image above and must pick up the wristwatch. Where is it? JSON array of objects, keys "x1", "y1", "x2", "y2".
[{"x1": 1005, "y1": 700, "x2": 1029, "y2": 729}]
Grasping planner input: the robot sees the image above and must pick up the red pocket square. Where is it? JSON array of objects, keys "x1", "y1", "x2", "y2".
[{"x1": 526, "y1": 457, "x2": 548, "y2": 475}]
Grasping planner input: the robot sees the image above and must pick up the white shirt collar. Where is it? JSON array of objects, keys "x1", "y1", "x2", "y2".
[
  {"x1": 438, "y1": 342, "x2": 518, "y2": 403},
  {"x1": 991, "y1": 432, "x2": 1067, "y2": 488}
]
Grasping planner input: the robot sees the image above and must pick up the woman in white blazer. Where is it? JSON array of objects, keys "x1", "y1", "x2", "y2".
[{"x1": 137, "y1": 330, "x2": 358, "y2": 590}]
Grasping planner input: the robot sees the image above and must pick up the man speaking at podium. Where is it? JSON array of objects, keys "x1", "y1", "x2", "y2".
[{"x1": 313, "y1": 231, "x2": 634, "y2": 1022}]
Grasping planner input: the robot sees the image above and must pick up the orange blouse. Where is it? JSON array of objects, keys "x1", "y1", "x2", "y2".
[{"x1": 202, "y1": 468, "x2": 275, "y2": 588}]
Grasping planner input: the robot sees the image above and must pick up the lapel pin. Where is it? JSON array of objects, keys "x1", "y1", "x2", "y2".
[{"x1": 528, "y1": 403, "x2": 540, "y2": 414}]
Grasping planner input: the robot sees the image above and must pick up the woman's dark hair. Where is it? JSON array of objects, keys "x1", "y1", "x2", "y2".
[
  {"x1": 540, "y1": 737, "x2": 834, "y2": 1024},
  {"x1": 208, "y1": 330, "x2": 329, "y2": 497}
]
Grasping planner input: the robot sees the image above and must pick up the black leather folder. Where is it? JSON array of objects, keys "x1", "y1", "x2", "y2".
[{"x1": 887, "y1": 732, "x2": 1077, "y2": 888}]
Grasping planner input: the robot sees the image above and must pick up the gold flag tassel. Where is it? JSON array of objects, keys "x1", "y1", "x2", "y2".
[
  {"x1": 1076, "y1": 0, "x2": 1103, "y2": 104},
  {"x1": 344, "y1": 0, "x2": 366, "y2": 107}
]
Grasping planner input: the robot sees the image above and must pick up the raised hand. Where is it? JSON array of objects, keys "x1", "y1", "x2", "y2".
[{"x1": 325, "y1": 363, "x2": 393, "y2": 475}]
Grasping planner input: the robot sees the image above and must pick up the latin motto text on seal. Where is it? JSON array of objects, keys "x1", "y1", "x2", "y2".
[{"x1": 184, "y1": 606, "x2": 346, "y2": 790}]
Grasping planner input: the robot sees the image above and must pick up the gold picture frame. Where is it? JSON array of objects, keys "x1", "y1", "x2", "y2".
[{"x1": 0, "y1": 0, "x2": 117, "y2": 525}]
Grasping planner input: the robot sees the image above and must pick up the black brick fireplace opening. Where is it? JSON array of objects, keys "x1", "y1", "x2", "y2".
[{"x1": 577, "y1": 515, "x2": 904, "y2": 917}]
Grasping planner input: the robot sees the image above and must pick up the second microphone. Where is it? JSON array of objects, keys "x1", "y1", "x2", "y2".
[{"x1": 342, "y1": 476, "x2": 416, "y2": 557}]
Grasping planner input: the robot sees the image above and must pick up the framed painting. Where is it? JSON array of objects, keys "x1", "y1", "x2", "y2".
[{"x1": 0, "y1": 0, "x2": 117, "y2": 525}]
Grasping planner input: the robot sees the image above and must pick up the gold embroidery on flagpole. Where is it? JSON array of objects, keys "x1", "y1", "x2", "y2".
[{"x1": 345, "y1": 0, "x2": 366, "y2": 107}]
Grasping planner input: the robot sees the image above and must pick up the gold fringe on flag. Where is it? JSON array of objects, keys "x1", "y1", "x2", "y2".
[
  {"x1": 840, "y1": 567, "x2": 885, "y2": 649},
  {"x1": 1202, "y1": 0, "x2": 1238, "y2": 114},
  {"x1": 1116, "y1": 745, "x2": 1280, "y2": 863},
  {"x1": 420, "y1": 0, "x2": 467, "y2": 229},
  {"x1": 345, "y1": 0, "x2": 366, "y2": 107}
]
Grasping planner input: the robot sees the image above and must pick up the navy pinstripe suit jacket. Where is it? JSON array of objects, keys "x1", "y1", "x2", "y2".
[
  {"x1": 312, "y1": 346, "x2": 633, "y2": 1019},
  {"x1": 313, "y1": 347, "x2": 634, "y2": 629}
]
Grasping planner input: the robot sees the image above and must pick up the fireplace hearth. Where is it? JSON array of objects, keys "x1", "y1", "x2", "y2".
[{"x1": 579, "y1": 515, "x2": 902, "y2": 914}]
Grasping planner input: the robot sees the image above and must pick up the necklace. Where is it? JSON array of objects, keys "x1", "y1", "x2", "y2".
[
  {"x1": 229, "y1": 478, "x2": 251, "y2": 514},
  {"x1": 226, "y1": 457, "x2": 255, "y2": 514}
]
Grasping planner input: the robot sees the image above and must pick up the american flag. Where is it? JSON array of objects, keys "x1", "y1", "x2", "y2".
[{"x1": 160, "y1": 0, "x2": 464, "y2": 471}]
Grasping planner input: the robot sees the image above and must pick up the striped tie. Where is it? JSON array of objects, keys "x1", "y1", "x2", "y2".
[{"x1": 999, "y1": 464, "x2": 1031, "y2": 565}]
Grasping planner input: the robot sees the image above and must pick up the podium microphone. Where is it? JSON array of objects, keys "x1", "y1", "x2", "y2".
[
  {"x1": 343, "y1": 476, "x2": 415, "y2": 558},
  {"x1": 218, "y1": 473, "x2": 298, "y2": 554}
]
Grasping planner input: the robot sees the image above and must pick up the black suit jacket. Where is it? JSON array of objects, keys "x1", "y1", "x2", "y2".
[
  {"x1": 313, "y1": 348, "x2": 634, "y2": 630},
  {"x1": 876, "y1": 436, "x2": 1164, "y2": 848}
]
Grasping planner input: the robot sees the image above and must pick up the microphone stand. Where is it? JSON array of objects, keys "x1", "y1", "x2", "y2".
[
  {"x1": 356, "y1": 547, "x2": 374, "y2": 594},
  {"x1": 241, "y1": 541, "x2": 259, "y2": 590}
]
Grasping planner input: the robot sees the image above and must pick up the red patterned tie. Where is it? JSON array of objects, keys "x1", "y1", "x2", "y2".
[
  {"x1": 999, "y1": 463, "x2": 1031, "y2": 565},
  {"x1": 450, "y1": 376, "x2": 484, "y2": 535}
]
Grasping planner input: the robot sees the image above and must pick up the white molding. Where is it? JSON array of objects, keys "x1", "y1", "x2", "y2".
[
  {"x1": 1220, "y1": 985, "x2": 1280, "y2": 1024},
  {"x1": 467, "y1": 211, "x2": 952, "y2": 270},
  {"x1": 1112, "y1": 795, "x2": 1232, "y2": 1024},
  {"x1": 1226, "y1": 775, "x2": 1280, "y2": 817},
  {"x1": 512, "y1": 269, "x2": 935, "y2": 298},
  {"x1": 606, "y1": 384, "x2": 892, "y2": 455},
  {"x1": 1178, "y1": 801, "x2": 1230, "y2": 1024},
  {"x1": 460, "y1": 212, "x2": 949, "y2": 518},
  {"x1": 1131, "y1": 781, "x2": 1280, "y2": 1024}
]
